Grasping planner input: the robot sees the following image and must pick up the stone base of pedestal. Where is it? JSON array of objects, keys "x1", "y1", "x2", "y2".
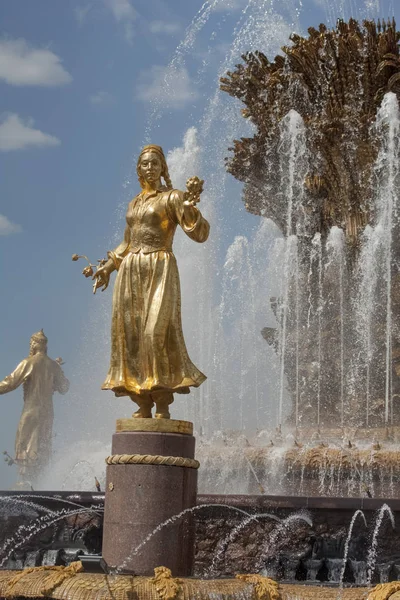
[{"x1": 102, "y1": 418, "x2": 198, "y2": 576}]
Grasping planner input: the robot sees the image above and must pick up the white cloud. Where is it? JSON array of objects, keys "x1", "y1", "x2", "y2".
[
  {"x1": 0, "y1": 214, "x2": 22, "y2": 236},
  {"x1": 104, "y1": 0, "x2": 136, "y2": 42},
  {"x1": 136, "y1": 66, "x2": 198, "y2": 109},
  {"x1": 104, "y1": 0, "x2": 136, "y2": 21},
  {"x1": 74, "y1": 4, "x2": 93, "y2": 26},
  {"x1": 0, "y1": 38, "x2": 72, "y2": 87},
  {"x1": 90, "y1": 90, "x2": 114, "y2": 105},
  {"x1": 124, "y1": 22, "x2": 134, "y2": 44},
  {"x1": 149, "y1": 21, "x2": 181, "y2": 35},
  {"x1": 0, "y1": 114, "x2": 60, "y2": 151}
]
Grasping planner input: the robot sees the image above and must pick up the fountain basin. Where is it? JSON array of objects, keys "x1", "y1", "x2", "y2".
[
  {"x1": 0, "y1": 491, "x2": 399, "y2": 586},
  {"x1": 198, "y1": 426, "x2": 400, "y2": 497}
]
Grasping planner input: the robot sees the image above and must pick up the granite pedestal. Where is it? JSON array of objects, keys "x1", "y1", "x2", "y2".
[{"x1": 102, "y1": 418, "x2": 198, "y2": 576}]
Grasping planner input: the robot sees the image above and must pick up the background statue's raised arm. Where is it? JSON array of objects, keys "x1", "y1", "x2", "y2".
[{"x1": 0, "y1": 360, "x2": 31, "y2": 395}]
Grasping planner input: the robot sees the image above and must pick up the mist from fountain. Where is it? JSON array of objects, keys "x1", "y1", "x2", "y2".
[
  {"x1": 0, "y1": 497, "x2": 56, "y2": 517},
  {"x1": 61, "y1": 461, "x2": 98, "y2": 491}
]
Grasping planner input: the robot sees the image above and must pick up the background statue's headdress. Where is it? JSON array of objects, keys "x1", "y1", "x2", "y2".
[
  {"x1": 30, "y1": 329, "x2": 48, "y2": 344},
  {"x1": 137, "y1": 144, "x2": 173, "y2": 190},
  {"x1": 29, "y1": 329, "x2": 48, "y2": 356},
  {"x1": 31, "y1": 329, "x2": 48, "y2": 347}
]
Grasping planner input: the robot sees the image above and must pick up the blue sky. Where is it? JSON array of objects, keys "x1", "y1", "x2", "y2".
[{"x1": 0, "y1": 0, "x2": 398, "y2": 489}]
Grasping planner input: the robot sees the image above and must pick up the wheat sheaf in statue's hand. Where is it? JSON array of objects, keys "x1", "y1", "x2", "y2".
[{"x1": 183, "y1": 176, "x2": 204, "y2": 206}]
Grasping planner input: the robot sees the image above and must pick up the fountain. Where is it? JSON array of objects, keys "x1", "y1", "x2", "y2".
[
  {"x1": 211, "y1": 15, "x2": 400, "y2": 498},
  {"x1": 3, "y1": 5, "x2": 400, "y2": 600}
]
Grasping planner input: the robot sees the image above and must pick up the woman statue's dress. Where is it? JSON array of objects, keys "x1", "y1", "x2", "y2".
[{"x1": 102, "y1": 186, "x2": 209, "y2": 399}]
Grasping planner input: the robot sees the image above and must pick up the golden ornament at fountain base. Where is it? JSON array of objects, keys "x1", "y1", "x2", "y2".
[{"x1": 0, "y1": 565, "x2": 378, "y2": 600}]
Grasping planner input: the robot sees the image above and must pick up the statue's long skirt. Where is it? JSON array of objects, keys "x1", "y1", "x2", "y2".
[{"x1": 102, "y1": 250, "x2": 206, "y2": 397}]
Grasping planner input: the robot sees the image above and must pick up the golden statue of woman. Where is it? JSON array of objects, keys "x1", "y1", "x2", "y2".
[{"x1": 92, "y1": 145, "x2": 210, "y2": 419}]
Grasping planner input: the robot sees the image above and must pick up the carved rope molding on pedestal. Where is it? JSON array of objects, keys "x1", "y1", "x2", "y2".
[{"x1": 105, "y1": 453, "x2": 200, "y2": 469}]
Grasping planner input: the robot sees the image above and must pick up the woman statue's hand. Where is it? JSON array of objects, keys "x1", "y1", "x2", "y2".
[
  {"x1": 92, "y1": 265, "x2": 111, "y2": 294},
  {"x1": 183, "y1": 176, "x2": 203, "y2": 228}
]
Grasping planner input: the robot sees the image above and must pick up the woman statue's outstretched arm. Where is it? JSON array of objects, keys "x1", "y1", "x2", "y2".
[{"x1": 167, "y1": 189, "x2": 210, "y2": 244}]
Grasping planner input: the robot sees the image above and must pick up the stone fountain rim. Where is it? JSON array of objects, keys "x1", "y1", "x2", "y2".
[{"x1": 1, "y1": 490, "x2": 399, "y2": 512}]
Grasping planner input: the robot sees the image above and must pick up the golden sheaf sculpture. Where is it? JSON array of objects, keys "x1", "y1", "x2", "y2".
[
  {"x1": 76, "y1": 145, "x2": 209, "y2": 420},
  {"x1": 220, "y1": 18, "x2": 400, "y2": 243}
]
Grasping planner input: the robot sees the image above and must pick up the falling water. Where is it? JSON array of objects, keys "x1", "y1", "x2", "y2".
[
  {"x1": 357, "y1": 224, "x2": 379, "y2": 427},
  {"x1": 294, "y1": 239, "x2": 300, "y2": 429},
  {"x1": 208, "y1": 511, "x2": 281, "y2": 576},
  {"x1": 355, "y1": 93, "x2": 400, "y2": 428},
  {"x1": 114, "y1": 504, "x2": 262, "y2": 575},
  {"x1": 366, "y1": 503, "x2": 395, "y2": 586},
  {"x1": 326, "y1": 227, "x2": 346, "y2": 426},
  {"x1": 338, "y1": 509, "x2": 367, "y2": 596},
  {"x1": 0, "y1": 494, "x2": 98, "y2": 514},
  {"x1": 278, "y1": 234, "x2": 298, "y2": 427},
  {"x1": 309, "y1": 233, "x2": 323, "y2": 427},
  {"x1": 373, "y1": 93, "x2": 400, "y2": 424},
  {"x1": 0, "y1": 506, "x2": 103, "y2": 567},
  {"x1": 243, "y1": 454, "x2": 265, "y2": 494},
  {"x1": 277, "y1": 110, "x2": 307, "y2": 427},
  {"x1": 0, "y1": 497, "x2": 56, "y2": 517},
  {"x1": 259, "y1": 511, "x2": 313, "y2": 568},
  {"x1": 171, "y1": 0, "x2": 303, "y2": 436},
  {"x1": 316, "y1": 235, "x2": 323, "y2": 429},
  {"x1": 212, "y1": 236, "x2": 262, "y2": 432}
]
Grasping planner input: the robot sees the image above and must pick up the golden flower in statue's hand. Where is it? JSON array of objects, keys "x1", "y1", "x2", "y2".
[
  {"x1": 82, "y1": 265, "x2": 94, "y2": 278},
  {"x1": 184, "y1": 176, "x2": 204, "y2": 205},
  {"x1": 72, "y1": 254, "x2": 79, "y2": 261},
  {"x1": 186, "y1": 176, "x2": 204, "y2": 195}
]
